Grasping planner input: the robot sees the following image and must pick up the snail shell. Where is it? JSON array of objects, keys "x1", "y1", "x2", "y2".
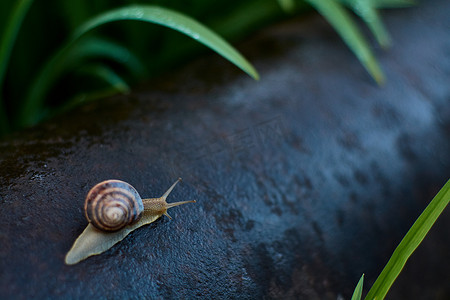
[{"x1": 84, "y1": 180, "x2": 144, "y2": 232}]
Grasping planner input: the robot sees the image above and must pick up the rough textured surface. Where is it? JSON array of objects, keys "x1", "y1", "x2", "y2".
[{"x1": 1, "y1": 0, "x2": 449, "y2": 299}]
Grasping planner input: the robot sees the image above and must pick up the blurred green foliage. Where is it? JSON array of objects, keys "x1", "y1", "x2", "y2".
[
  {"x1": 0, "y1": 0, "x2": 283, "y2": 135},
  {"x1": 0, "y1": 0, "x2": 411, "y2": 137}
]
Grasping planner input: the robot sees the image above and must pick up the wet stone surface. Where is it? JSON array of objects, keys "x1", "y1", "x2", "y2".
[{"x1": 1, "y1": 0, "x2": 450, "y2": 299}]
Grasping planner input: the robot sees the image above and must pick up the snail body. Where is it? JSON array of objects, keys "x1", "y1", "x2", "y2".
[{"x1": 65, "y1": 178, "x2": 195, "y2": 265}]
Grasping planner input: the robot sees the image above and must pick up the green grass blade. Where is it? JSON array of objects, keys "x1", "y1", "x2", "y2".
[
  {"x1": 306, "y1": 0, "x2": 385, "y2": 84},
  {"x1": 370, "y1": 0, "x2": 416, "y2": 8},
  {"x1": 53, "y1": 87, "x2": 126, "y2": 119},
  {"x1": 0, "y1": 0, "x2": 34, "y2": 90},
  {"x1": 78, "y1": 64, "x2": 130, "y2": 94},
  {"x1": 338, "y1": 0, "x2": 391, "y2": 47},
  {"x1": 71, "y1": 5, "x2": 259, "y2": 80},
  {"x1": 0, "y1": 0, "x2": 34, "y2": 134},
  {"x1": 358, "y1": 8, "x2": 391, "y2": 48},
  {"x1": 352, "y1": 274, "x2": 364, "y2": 300},
  {"x1": 277, "y1": 0, "x2": 296, "y2": 13},
  {"x1": 365, "y1": 179, "x2": 450, "y2": 300},
  {"x1": 20, "y1": 37, "x2": 145, "y2": 126},
  {"x1": 51, "y1": 64, "x2": 130, "y2": 116},
  {"x1": 67, "y1": 38, "x2": 147, "y2": 78}
]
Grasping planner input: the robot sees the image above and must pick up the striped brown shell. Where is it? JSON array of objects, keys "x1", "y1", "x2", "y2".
[{"x1": 84, "y1": 180, "x2": 144, "y2": 232}]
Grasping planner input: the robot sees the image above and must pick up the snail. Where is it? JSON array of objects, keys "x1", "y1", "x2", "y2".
[{"x1": 65, "y1": 178, "x2": 195, "y2": 265}]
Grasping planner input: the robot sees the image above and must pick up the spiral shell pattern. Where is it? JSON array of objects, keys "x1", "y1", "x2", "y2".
[{"x1": 84, "y1": 180, "x2": 144, "y2": 232}]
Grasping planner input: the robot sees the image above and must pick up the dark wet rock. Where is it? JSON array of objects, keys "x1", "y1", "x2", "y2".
[{"x1": 1, "y1": 0, "x2": 449, "y2": 299}]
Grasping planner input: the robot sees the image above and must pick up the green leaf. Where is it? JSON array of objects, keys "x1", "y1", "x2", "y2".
[
  {"x1": 78, "y1": 64, "x2": 130, "y2": 94},
  {"x1": 53, "y1": 87, "x2": 126, "y2": 119},
  {"x1": 277, "y1": 0, "x2": 296, "y2": 13},
  {"x1": 20, "y1": 37, "x2": 145, "y2": 126},
  {"x1": 0, "y1": 0, "x2": 34, "y2": 134},
  {"x1": 351, "y1": 274, "x2": 364, "y2": 300},
  {"x1": 66, "y1": 38, "x2": 147, "y2": 78},
  {"x1": 20, "y1": 4, "x2": 259, "y2": 127},
  {"x1": 370, "y1": 0, "x2": 416, "y2": 8},
  {"x1": 365, "y1": 179, "x2": 450, "y2": 300},
  {"x1": 72, "y1": 5, "x2": 259, "y2": 81},
  {"x1": 306, "y1": 0, "x2": 385, "y2": 84},
  {"x1": 338, "y1": 0, "x2": 391, "y2": 47},
  {"x1": 49, "y1": 64, "x2": 130, "y2": 120},
  {"x1": 0, "y1": 0, "x2": 34, "y2": 90},
  {"x1": 358, "y1": 7, "x2": 391, "y2": 48}
]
